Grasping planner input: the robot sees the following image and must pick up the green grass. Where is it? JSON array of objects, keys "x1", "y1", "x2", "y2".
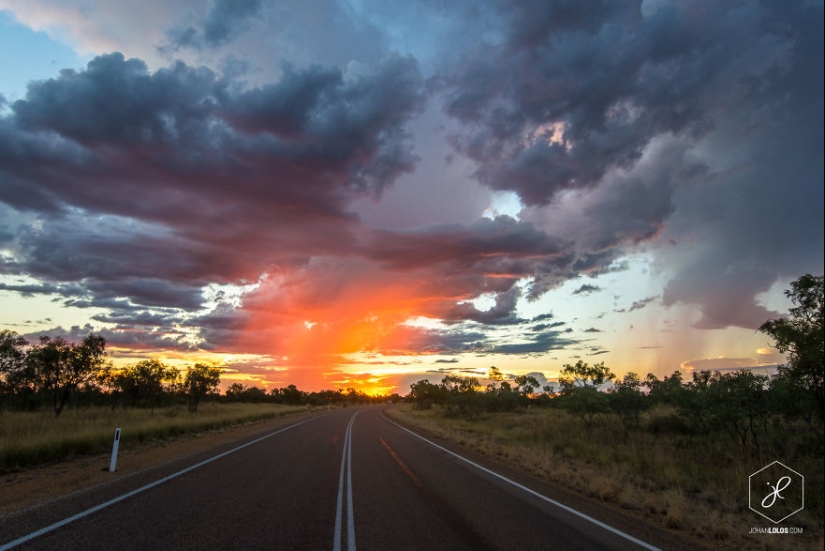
[
  {"x1": 0, "y1": 403, "x2": 313, "y2": 471},
  {"x1": 388, "y1": 405, "x2": 824, "y2": 550}
]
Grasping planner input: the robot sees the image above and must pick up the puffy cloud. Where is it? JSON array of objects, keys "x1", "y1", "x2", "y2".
[
  {"x1": 170, "y1": 0, "x2": 268, "y2": 50},
  {"x1": 627, "y1": 296, "x2": 657, "y2": 313},
  {"x1": 0, "y1": 52, "x2": 426, "y2": 310},
  {"x1": 572, "y1": 284, "x2": 601, "y2": 295},
  {"x1": 443, "y1": 1, "x2": 822, "y2": 330}
]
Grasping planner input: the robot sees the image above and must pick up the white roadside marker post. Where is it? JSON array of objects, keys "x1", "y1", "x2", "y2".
[{"x1": 109, "y1": 428, "x2": 121, "y2": 472}]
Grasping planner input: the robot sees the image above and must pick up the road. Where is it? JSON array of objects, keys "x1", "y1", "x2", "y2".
[{"x1": 0, "y1": 407, "x2": 693, "y2": 550}]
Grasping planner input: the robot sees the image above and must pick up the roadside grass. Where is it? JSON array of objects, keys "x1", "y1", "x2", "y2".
[
  {"x1": 387, "y1": 404, "x2": 823, "y2": 550},
  {"x1": 0, "y1": 403, "x2": 313, "y2": 472}
]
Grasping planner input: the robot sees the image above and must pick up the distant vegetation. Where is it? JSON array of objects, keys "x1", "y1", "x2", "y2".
[
  {"x1": 0, "y1": 329, "x2": 387, "y2": 470},
  {"x1": 0, "y1": 331, "x2": 389, "y2": 418},
  {"x1": 406, "y1": 274, "x2": 824, "y2": 455}
]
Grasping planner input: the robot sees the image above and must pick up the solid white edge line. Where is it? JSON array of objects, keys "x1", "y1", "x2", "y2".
[
  {"x1": 380, "y1": 411, "x2": 660, "y2": 551},
  {"x1": 333, "y1": 416, "x2": 349, "y2": 551},
  {"x1": 0, "y1": 414, "x2": 325, "y2": 551}
]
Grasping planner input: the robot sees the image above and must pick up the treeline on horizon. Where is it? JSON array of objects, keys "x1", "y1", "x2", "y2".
[
  {"x1": 407, "y1": 274, "x2": 824, "y2": 458},
  {"x1": 1, "y1": 274, "x2": 821, "y2": 439},
  {"x1": 0, "y1": 331, "x2": 388, "y2": 416}
]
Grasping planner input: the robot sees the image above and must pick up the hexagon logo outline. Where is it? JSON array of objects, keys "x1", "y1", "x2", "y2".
[{"x1": 749, "y1": 461, "x2": 804, "y2": 524}]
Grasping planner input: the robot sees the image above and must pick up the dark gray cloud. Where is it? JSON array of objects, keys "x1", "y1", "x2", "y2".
[
  {"x1": 628, "y1": 296, "x2": 658, "y2": 313},
  {"x1": 381, "y1": 325, "x2": 489, "y2": 356},
  {"x1": 203, "y1": 0, "x2": 266, "y2": 46},
  {"x1": 445, "y1": 0, "x2": 759, "y2": 208},
  {"x1": 491, "y1": 329, "x2": 577, "y2": 355},
  {"x1": 90, "y1": 310, "x2": 183, "y2": 328},
  {"x1": 532, "y1": 321, "x2": 565, "y2": 331},
  {"x1": 444, "y1": 285, "x2": 524, "y2": 326},
  {"x1": 441, "y1": 0, "x2": 822, "y2": 330},
  {"x1": 20, "y1": 323, "x2": 198, "y2": 353},
  {"x1": 656, "y1": 3, "x2": 824, "y2": 329},
  {"x1": 166, "y1": 0, "x2": 268, "y2": 50},
  {"x1": 572, "y1": 283, "x2": 601, "y2": 295},
  {"x1": 0, "y1": 52, "x2": 426, "y2": 313},
  {"x1": 380, "y1": 315, "x2": 578, "y2": 357},
  {"x1": 366, "y1": 215, "x2": 568, "y2": 275}
]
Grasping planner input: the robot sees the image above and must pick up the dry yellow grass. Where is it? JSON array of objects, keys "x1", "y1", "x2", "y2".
[
  {"x1": 387, "y1": 404, "x2": 824, "y2": 551},
  {"x1": 0, "y1": 402, "x2": 313, "y2": 471}
]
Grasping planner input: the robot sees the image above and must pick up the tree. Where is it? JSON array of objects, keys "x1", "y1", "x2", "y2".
[
  {"x1": 226, "y1": 382, "x2": 246, "y2": 401},
  {"x1": 558, "y1": 360, "x2": 616, "y2": 393},
  {"x1": 683, "y1": 370, "x2": 769, "y2": 454},
  {"x1": 559, "y1": 387, "x2": 611, "y2": 429},
  {"x1": 442, "y1": 375, "x2": 479, "y2": 394},
  {"x1": 759, "y1": 274, "x2": 824, "y2": 423},
  {"x1": 184, "y1": 363, "x2": 221, "y2": 412},
  {"x1": 282, "y1": 384, "x2": 306, "y2": 405},
  {"x1": 556, "y1": 361, "x2": 615, "y2": 428},
  {"x1": 488, "y1": 366, "x2": 504, "y2": 383},
  {"x1": 26, "y1": 333, "x2": 107, "y2": 417},
  {"x1": 442, "y1": 375, "x2": 480, "y2": 414},
  {"x1": 0, "y1": 330, "x2": 28, "y2": 411},
  {"x1": 409, "y1": 379, "x2": 441, "y2": 410},
  {"x1": 609, "y1": 372, "x2": 648, "y2": 427},
  {"x1": 120, "y1": 360, "x2": 179, "y2": 411},
  {"x1": 514, "y1": 374, "x2": 540, "y2": 396},
  {"x1": 643, "y1": 371, "x2": 688, "y2": 407}
]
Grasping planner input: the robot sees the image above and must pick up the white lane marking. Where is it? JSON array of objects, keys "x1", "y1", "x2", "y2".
[
  {"x1": 0, "y1": 414, "x2": 325, "y2": 551},
  {"x1": 380, "y1": 411, "x2": 661, "y2": 551},
  {"x1": 346, "y1": 415, "x2": 356, "y2": 551},
  {"x1": 334, "y1": 411, "x2": 359, "y2": 551}
]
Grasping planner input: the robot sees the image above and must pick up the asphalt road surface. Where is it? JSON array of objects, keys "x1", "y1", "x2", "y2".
[{"x1": 1, "y1": 407, "x2": 695, "y2": 550}]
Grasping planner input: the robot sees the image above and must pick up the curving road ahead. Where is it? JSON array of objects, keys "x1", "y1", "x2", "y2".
[{"x1": 1, "y1": 407, "x2": 697, "y2": 550}]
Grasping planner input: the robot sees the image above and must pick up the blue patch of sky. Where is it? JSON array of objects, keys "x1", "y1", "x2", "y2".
[{"x1": 0, "y1": 10, "x2": 90, "y2": 103}]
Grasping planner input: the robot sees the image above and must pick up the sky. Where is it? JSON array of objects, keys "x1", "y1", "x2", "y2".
[{"x1": 0, "y1": 0, "x2": 822, "y2": 395}]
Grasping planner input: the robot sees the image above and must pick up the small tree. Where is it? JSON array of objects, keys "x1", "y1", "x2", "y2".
[
  {"x1": 120, "y1": 359, "x2": 179, "y2": 411},
  {"x1": 643, "y1": 370, "x2": 688, "y2": 407},
  {"x1": 558, "y1": 360, "x2": 615, "y2": 393},
  {"x1": 184, "y1": 363, "x2": 221, "y2": 412},
  {"x1": 26, "y1": 333, "x2": 107, "y2": 417},
  {"x1": 225, "y1": 382, "x2": 246, "y2": 401},
  {"x1": 557, "y1": 361, "x2": 615, "y2": 429},
  {"x1": 0, "y1": 330, "x2": 28, "y2": 412},
  {"x1": 759, "y1": 274, "x2": 824, "y2": 423},
  {"x1": 559, "y1": 387, "x2": 611, "y2": 429},
  {"x1": 609, "y1": 372, "x2": 648, "y2": 427},
  {"x1": 409, "y1": 379, "x2": 441, "y2": 410},
  {"x1": 514, "y1": 374, "x2": 540, "y2": 396},
  {"x1": 442, "y1": 375, "x2": 480, "y2": 414}
]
